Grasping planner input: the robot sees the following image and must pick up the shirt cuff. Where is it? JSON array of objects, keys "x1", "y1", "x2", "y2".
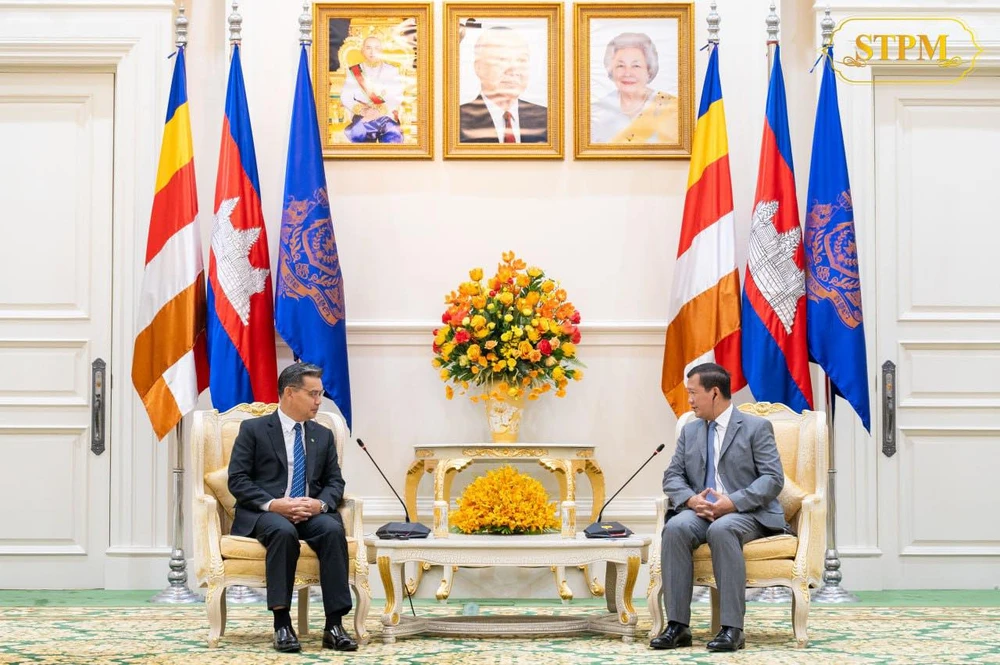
[{"x1": 261, "y1": 500, "x2": 272, "y2": 512}]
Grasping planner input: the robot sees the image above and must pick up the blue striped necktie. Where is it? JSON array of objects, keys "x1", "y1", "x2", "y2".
[
  {"x1": 290, "y1": 422, "x2": 306, "y2": 498},
  {"x1": 705, "y1": 420, "x2": 718, "y2": 492}
]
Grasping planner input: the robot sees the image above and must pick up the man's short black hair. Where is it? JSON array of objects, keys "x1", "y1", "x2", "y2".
[
  {"x1": 278, "y1": 362, "x2": 324, "y2": 396},
  {"x1": 687, "y1": 362, "x2": 732, "y2": 399}
]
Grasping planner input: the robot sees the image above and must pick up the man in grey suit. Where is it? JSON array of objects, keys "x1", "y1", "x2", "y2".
[{"x1": 650, "y1": 362, "x2": 785, "y2": 652}]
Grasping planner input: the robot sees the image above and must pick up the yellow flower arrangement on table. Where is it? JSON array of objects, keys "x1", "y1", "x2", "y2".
[
  {"x1": 432, "y1": 251, "x2": 584, "y2": 402},
  {"x1": 451, "y1": 465, "x2": 560, "y2": 535}
]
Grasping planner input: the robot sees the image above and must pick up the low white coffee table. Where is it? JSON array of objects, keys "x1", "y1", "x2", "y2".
[{"x1": 365, "y1": 533, "x2": 650, "y2": 644}]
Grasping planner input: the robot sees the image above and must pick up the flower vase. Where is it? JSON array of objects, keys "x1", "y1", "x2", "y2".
[{"x1": 484, "y1": 394, "x2": 524, "y2": 443}]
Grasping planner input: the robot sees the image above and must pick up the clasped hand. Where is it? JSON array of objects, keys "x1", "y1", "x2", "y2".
[
  {"x1": 687, "y1": 489, "x2": 735, "y2": 522},
  {"x1": 270, "y1": 497, "x2": 321, "y2": 524}
]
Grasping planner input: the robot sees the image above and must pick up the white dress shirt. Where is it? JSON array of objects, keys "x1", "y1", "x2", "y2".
[
  {"x1": 261, "y1": 407, "x2": 308, "y2": 511},
  {"x1": 481, "y1": 93, "x2": 521, "y2": 143},
  {"x1": 709, "y1": 403, "x2": 734, "y2": 495}
]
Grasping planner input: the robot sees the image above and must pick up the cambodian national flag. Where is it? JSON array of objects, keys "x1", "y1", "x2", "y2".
[
  {"x1": 207, "y1": 44, "x2": 278, "y2": 411},
  {"x1": 741, "y1": 46, "x2": 813, "y2": 413},
  {"x1": 805, "y1": 47, "x2": 870, "y2": 431},
  {"x1": 275, "y1": 47, "x2": 352, "y2": 429}
]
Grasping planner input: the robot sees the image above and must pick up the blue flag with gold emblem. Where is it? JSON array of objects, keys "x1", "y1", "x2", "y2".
[
  {"x1": 276, "y1": 46, "x2": 352, "y2": 429},
  {"x1": 805, "y1": 46, "x2": 870, "y2": 432}
]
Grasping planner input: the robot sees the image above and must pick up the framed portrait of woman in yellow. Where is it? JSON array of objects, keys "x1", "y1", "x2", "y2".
[
  {"x1": 574, "y1": 3, "x2": 694, "y2": 159},
  {"x1": 313, "y1": 3, "x2": 433, "y2": 159}
]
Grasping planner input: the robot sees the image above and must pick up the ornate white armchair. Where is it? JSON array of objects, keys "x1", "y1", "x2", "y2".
[
  {"x1": 191, "y1": 403, "x2": 371, "y2": 647},
  {"x1": 647, "y1": 402, "x2": 828, "y2": 646}
]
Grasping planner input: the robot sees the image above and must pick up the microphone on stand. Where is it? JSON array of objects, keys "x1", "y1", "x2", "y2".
[
  {"x1": 584, "y1": 443, "x2": 665, "y2": 539},
  {"x1": 357, "y1": 439, "x2": 430, "y2": 540}
]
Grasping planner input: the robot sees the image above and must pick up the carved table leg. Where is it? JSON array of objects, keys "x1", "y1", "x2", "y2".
[
  {"x1": 579, "y1": 564, "x2": 604, "y2": 596},
  {"x1": 377, "y1": 556, "x2": 403, "y2": 644},
  {"x1": 608, "y1": 556, "x2": 640, "y2": 643},
  {"x1": 551, "y1": 565, "x2": 573, "y2": 603},
  {"x1": 436, "y1": 565, "x2": 458, "y2": 602}
]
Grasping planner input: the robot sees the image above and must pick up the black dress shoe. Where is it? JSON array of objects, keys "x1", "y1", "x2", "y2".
[
  {"x1": 707, "y1": 625, "x2": 745, "y2": 652},
  {"x1": 649, "y1": 621, "x2": 693, "y2": 650},
  {"x1": 273, "y1": 626, "x2": 301, "y2": 653},
  {"x1": 323, "y1": 624, "x2": 359, "y2": 651}
]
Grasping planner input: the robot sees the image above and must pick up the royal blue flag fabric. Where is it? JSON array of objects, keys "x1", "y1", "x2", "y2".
[
  {"x1": 805, "y1": 46, "x2": 871, "y2": 431},
  {"x1": 275, "y1": 46, "x2": 353, "y2": 429}
]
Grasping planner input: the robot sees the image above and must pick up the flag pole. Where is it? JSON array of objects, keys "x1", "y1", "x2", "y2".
[
  {"x1": 689, "y1": 1, "x2": 721, "y2": 607},
  {"x1": 216, "y1": 0, "x2": 268, "y2": 605},
  {"x1": 811, "y1": 6, "x2": 859, "y2": 604},
  {"x1": 150, "y1": 6, "x2": 201, "y2": 604},
  {"x1": 765, "y1": 1, "x2": 779, "y2": 76},
  {"x1": 752, "y1": 1, "x2": 793, "y2": 605}
]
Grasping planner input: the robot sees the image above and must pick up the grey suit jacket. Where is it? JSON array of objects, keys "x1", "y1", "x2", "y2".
[{"x1": 662, "y1": 408, "x2": 786, "y2": 531}]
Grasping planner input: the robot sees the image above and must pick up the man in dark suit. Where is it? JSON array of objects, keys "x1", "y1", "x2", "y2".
[
  {"x1": 459, "y1": 26, "x2": 548, "y2": 144},
  {"x1": 228, "y1": 362, "x2": 357, "y2": 653},
  {"x1": 650, "y1": 363, "x2": 785, "y2": 653}
]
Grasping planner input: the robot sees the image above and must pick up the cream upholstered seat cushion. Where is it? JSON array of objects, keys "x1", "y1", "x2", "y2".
[
  {"x1": 692, "y1": 533, "x2": 798, "y2": 562},
  {"x1": 220, "y1": 535, "x2": 358, "y2": 561}
]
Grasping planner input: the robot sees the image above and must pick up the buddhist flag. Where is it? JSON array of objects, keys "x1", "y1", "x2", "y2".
[
  {"x1": 206, "y1": 44, "x2": 278, "y2": 410},
  {"x1": 662, "y1": 44, "x2": 745, "y2": 415},
  {"x1": 131, "y1": 47, "x2": 209, "y2": 440},
  {"x1": 741, "y1": 46, "x2": 813, "y2": 412},
  {"x1": 805, "y1": 46, "x2": 871, "y2": 431},
  {"x1": 275, "y1": 46, "x2": 353, "y2": 429}
]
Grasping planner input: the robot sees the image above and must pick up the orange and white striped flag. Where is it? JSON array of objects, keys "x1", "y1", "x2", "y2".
[
  {"x1": 132, "y1": 47, "x2": 208, "y2": 440},
  {"x1": 661, "y1": 45, "x2": 745, "y2": 416}
]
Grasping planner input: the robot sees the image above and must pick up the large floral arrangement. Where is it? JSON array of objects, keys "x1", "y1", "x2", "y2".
[
  {"x1": 451, "y1": 465, "x2": 560, "y2": 535},
  {"x1": 432, "y1": 251, "x2": 583, "y2": 402}
]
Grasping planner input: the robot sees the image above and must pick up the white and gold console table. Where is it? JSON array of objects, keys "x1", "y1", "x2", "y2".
[
  {"x1": 366, "y1": 534, "x2": 649, "y2": 644},
  {"x1": 403, "y1": 442, "x2": 607, "y2": 600}
]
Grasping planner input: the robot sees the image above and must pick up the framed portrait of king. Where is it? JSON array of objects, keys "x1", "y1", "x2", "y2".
[
  {"x1": 574, "y1": 3, "x2": 694, "y2": 159},
  {"x1": 313, "y1": 3, "x2": 433, "y2": 159},
  {"x1": 443, "y1": 3, "x2": 564, "y2": 159}
]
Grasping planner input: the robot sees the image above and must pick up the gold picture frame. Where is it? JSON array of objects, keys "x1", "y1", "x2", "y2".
[
  {"x1": 574, "y1": 3, "x2": 694, "y2": 159},
  {"x1": 313, "y1": 3, "x2": 433, "y2": 159},
  {"x1": 443, "y1": 3, "x2": 564, "y2": 159}
]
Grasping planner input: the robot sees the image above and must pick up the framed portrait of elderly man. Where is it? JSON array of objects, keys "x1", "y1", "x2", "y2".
[
  {"x1": 313, "y1": 3, "x2": 432, "y2": 159},
  {"x1": 574, "y1": 3, "x2": 694, "y2": 159},
  {"x1": 443, "y1": 3, "x2": 564, "y2": 159}
]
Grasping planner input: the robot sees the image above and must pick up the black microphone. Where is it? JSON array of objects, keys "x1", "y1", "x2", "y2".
[
  {"x1": 357, "y1": 438, "x2": 430, "y2": 540},
  {"x1": 584, "y1": 443, "x2": 665, "y2": 539}
]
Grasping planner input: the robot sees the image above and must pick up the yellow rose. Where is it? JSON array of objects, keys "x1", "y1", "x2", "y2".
[
  {"x1": 435, "y1": 330, "x2": 449, "y2": 345},
  {"x1": 504, "y1": 314, "x2": 513, "y2": 323},
  {"x1": 521, "y1": 308, "x2": 532, "y2": 316},
  {"x1": 561, "y1": 342, "x2": 576, "y2": 357},
  {"x1": 487, "y1": 303, "x2": 496, "y2": 311},
  {"x1": 515, "y1": 274, "x2": 529, "y2": 288},
  {"x1": 442, "y1": 342, "x2": 455, "y2": 356},
  {"x1": 488, "y1": 322, "x2": 496, "y2": 330},
  {"x1": 440, "y1": 368, "x2": 450, "y2": 380},
  {"x1": 471, "y1": 314, "x2": 486, "y2": 329},
  {"x1": 471, "y1": 365, "x2": 480, "y2": 375},
  {"x1": 526, "y1": 327, "x2": 540, "y2": 342},
  {"x1": 493, "y1": 361, "x2": 506, "y2": 373},
  {"x1": 511, "y1": 326, "x2": 523, "y2": 338},
  {"x1": 467, "y1": 345, "x2": 481, "y2": 361},
  {"x1": 550, "y1": 337, "x2": 561, "y2": 349},
  {"x1": 507, "y1": 358, "x2": 516, "y2": 369},
  {"x1": 470, "y1": 267, "x2": 484, "y2": 281},
  {"x1": 432, "y1": 358, "x2": 441, "y2": 368},
  {"x1": 528, "y1": 350, "x2": 542, "y2": 363},
  {"x1": 573, "y1": 370, "x2": 583, "y2": 381},
  {"x1": 518, "y1": 341, "x2": 533, "y2": 357},
  {"x1": 476, "y1": 328, "x2": 491, "y2": 339},
  {"x1": 485, "y1": 340, "x2": 498, "y2": 350},
  {"x1": 472, "y1": 295, "x2": 487, "y2": 309},
  {"x1": 527, "y1": 266, "x2": 542, "y2": 278},
  {"x1": 458, "y1": 355, "x2": 470, "y2": 367},
  {"x1": 545, "y1": 356, "x2": 557, "y2": 367},
  {"x1": 498, "y1": 291, "x2": 514, "y2": 306},
  {"x1": 500, "y1": 331, "x2": 512, "y2": 342},
  {"x1": 526, "y1": 291, "x2": 541, "y2": 306},
  {"x1": 541, "y1": 281, "x2": 555, "y2": 293},
  {"x1": 508, "y1": 387, "x2": 520, "y2": 398},
  {"x1": 552, "y1": 367, "x2": 565, "y2": 381}
]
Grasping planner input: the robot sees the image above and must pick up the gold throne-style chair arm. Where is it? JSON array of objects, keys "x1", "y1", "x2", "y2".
[
  {"x1": 193, "y1": 493, "x2": 225, "y2": 587},
  {"x1": 793, "y1": 494, "x2": 827, "y2": 587}
]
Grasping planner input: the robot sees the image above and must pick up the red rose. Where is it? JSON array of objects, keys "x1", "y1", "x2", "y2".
[
  {"x1": 538, "y1": 339, "x2": 552, "y2": 356},
  {"x1": 432, "y1": 343, "x2": 440, "y2": 353},
  {"x1": 571, "y1": 311, "x2": 581, "y2": 324},
  {"x1": 571, "y1": 329, "x2": 582, "y2": 344},
  {"x1": 489, "y1": 290, "x2": 497, "y2": 297},
  {"x1": 442, "y1": 311, "x2": 450, "y2": 324},
  {"x1": 454, "y1": 329, "x2": 471, "y2": 344}
]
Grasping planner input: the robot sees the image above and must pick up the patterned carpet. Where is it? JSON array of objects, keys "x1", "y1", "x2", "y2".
[{"x1": 2, "y1": 599, "x2": 1000, "y2": 664}]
